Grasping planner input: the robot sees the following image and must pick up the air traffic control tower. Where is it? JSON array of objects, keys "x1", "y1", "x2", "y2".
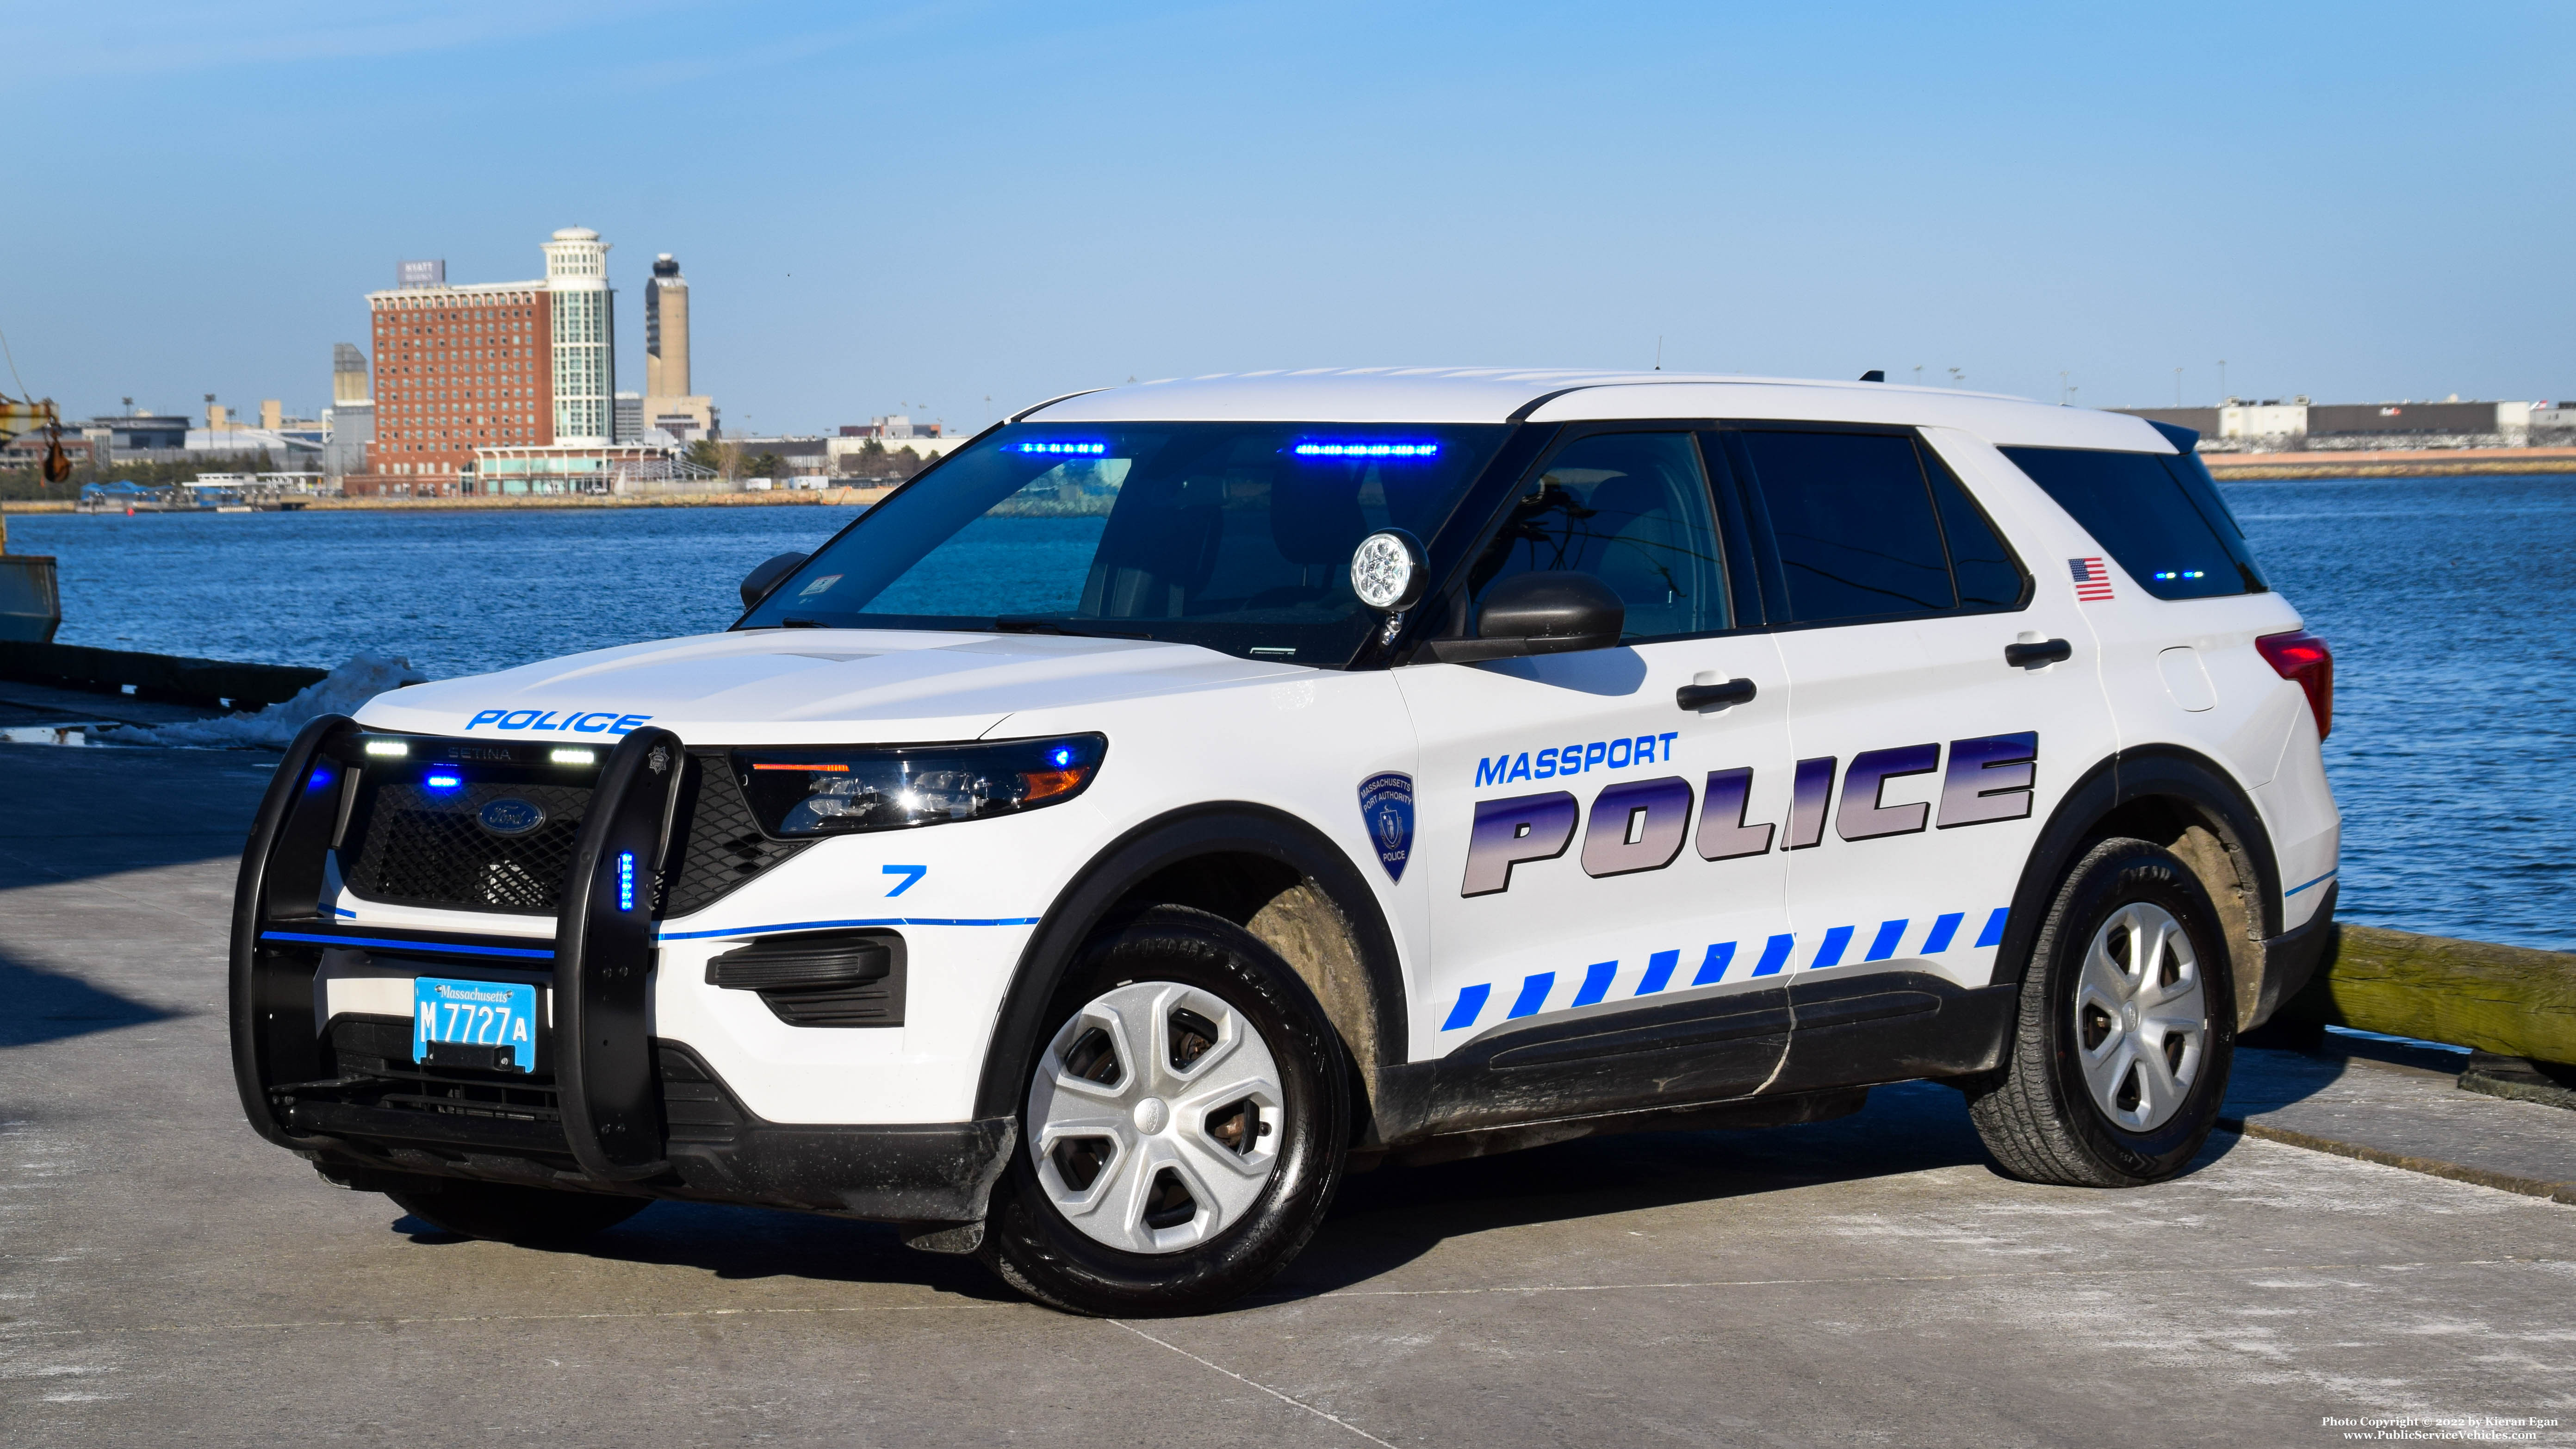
[{"x1": 643, "y1": 254, "x2": 716, "y2": 440}]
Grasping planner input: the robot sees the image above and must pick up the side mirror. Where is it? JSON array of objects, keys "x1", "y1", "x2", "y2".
[
  {"x1": 740, "y1": 551, "x2": 810, "y2": 609},
  {"x1": 1421, "y1": 572, "x2": 1625, "y2": 663}
]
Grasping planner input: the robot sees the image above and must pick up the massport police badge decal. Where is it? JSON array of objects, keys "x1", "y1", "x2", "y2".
[{"x1": 1358, "y1": 772, "x2": 1415, "y2": 882}]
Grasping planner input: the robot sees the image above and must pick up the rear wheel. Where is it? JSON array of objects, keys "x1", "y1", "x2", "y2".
[
  {"x1": 980, "y1": 906, "x2": 1350, "y2": 1316},
  {"x1": 1968, "y1": 839, "x2": 2236, "y2": 1187},
  {"x1": 383, "y1": 1174, "x2": 648, "y2": 1246}
]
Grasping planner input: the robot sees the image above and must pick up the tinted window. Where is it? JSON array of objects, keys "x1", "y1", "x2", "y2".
[
  {"x1": 1922, "y1": 444, "x2": 2028, "y2": 608},
  {"x1": 1465, "y1": 432, "x2": 1728, "y2": 640},
  {"x1": 2000, "y1": 446, "x2": 2262, "y2": 600},
  {"x1": 1735, "y1": 431, "x2": 1954, "y2": 622}
]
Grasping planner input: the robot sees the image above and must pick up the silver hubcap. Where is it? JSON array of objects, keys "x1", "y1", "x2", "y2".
[
  {"x1": 1028, "y1": 981, "x2": 1285, "y2": 1254},
  {"x1": 2073, "y1": 901, "x2": 2208, "y2": 1132}
]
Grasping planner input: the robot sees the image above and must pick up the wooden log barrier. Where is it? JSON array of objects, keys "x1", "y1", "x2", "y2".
[{"x1": 2283, "y1": 924, "x2": 2576, "y2": 1067}]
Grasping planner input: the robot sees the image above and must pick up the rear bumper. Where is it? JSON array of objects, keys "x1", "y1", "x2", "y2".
[
  {"x1": 2253, "y1": 879, "x2": 2337, "y2": 1029},
  {"x1": 233, "y1": 716, "x2": 1014, "y2": 1225}
]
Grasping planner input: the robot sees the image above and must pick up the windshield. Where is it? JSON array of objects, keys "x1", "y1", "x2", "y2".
[{"x1": 739, "y1": 422, "x2": 1511, "y2": 664}]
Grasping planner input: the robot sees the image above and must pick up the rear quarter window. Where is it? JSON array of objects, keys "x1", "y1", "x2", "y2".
[{"x1": 1998, "y1": 446, "x2": 2266, "y2": 600}]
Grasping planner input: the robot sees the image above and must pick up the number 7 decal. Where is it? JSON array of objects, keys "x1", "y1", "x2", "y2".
[{"x1": 883, "y1": 864, "x2": 927, "y2": 897}]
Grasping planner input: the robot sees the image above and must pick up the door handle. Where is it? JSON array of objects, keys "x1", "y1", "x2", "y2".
[
  {"x1": 2005, "y1": 639, "x2": 2073, "y2": 669},
  {"x1": 1676, "y1": 678, "x2": 1757, "y2": 711}
]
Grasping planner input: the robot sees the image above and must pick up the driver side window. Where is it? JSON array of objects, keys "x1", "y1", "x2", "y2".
[{"x1": 1466, "y1": 432, "x2": 1729, "y2": 640}]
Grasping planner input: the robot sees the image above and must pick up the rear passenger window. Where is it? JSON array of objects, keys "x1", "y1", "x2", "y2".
[
  {"x1": 1730, "y1": 431, "x2": 1964, "y2": 624},
  {"x1": 1999, "y1": 447, "x2": 2264, "y2": 600}
]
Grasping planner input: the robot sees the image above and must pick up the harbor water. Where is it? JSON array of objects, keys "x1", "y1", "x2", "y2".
[{"x1": 7, "y1": 473, "x2": 2573, "y2": 951}]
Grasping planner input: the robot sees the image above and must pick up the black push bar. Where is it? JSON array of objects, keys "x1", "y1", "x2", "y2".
[{"x1": 227, "y1": 717, "x2": 688, "y2": 1186}]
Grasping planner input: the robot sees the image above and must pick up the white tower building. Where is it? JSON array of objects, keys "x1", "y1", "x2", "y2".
[{"x1": 543, "y1": 227, "x2": 615, "y2": 444}]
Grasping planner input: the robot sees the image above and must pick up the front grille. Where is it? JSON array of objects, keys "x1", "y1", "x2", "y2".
[
  {"x1": 346, "y1": 782, "x2": 591, "y2": 914},
  {"x1": 663, "y1": 757, "x2": 813, "y2": 918},
  {"x1": 335, "y1": 749, "x2": 810, "y2": 918}
]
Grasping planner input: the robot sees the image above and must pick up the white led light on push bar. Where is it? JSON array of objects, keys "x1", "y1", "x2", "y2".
[
  {"x1": 550, "y1": 748, "x2": 598, "y2": 765},
  {"x1": 364, "y1": 740, "x2": 409, "y2": 757}
]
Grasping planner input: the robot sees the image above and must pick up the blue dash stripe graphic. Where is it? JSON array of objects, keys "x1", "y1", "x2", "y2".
[
  {"x1": 1974, "y1": 908, "x2": 2009, "y2": 949},
  {"x1": 1442, "y1": 983, "x2": 1491, "y2": 1031},
  {"x1": 1865, "y1": 920, "x2": 1908, "y2": 962},
  {"x1": 1694, "y1": 941, "x2": 1736, "y2": 985},
  {"x1": 1810, "y1": 925, "x2": 1855, "y2": 970},
  {"x1": 260, "y1": 931, "x2": 554, "y2": 960},
  {"x1": 1637, "y1": 949, "x2": 1680, "y2": 995},
  {"x1": 1921, "y1": 912, "x2": 1964, "y2": 954},
  {"x1": 659, "y1": 916, "x2": 1041, "y2": 942},
  {"x1": 1572, "y1": 961, "x2": 1616, "y2": 1008},
  {"x1": 1752, "y1": 934, "x2": 1795, "y2": 977},
  {"x1": 1508, "y1": 972, "x2": 1555, "y2": 1019},
  {"x1": 2285, "y1": 869, "x2": 2337, "y2": 897}
]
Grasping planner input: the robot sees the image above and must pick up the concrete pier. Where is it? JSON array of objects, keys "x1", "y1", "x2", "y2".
[{"x1": 4, "y1": 744, "x2": 2573, "y2": 1447}]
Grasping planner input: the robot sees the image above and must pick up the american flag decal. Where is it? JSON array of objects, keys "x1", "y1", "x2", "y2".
[{"x1": 2069, "y1": 557, "x2": 2114, "y2": 601}]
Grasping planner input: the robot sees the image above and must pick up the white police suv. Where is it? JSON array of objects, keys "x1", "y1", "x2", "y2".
[{"x1": 231, "y1": 369, "x2": 2339, "y2": 1314}]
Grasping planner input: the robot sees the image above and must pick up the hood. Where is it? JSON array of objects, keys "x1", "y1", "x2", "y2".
[{"x1": 352, "y1": 628, "x2": 1311, "y2": 744}]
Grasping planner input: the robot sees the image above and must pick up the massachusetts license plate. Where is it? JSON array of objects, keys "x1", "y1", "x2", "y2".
[{"x1": 412, "y1": 976, "x2": 538, "y2": 1074}]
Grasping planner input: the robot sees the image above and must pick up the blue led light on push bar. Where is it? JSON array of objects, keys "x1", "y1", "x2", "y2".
[
  {"x1": 1292, "y1": 442, "x2": 1440, "y2": 458},
  {"x1": 617, "y1": 852, "x2": 636, "y2": 911},
  {"x1": 1014, "y1": 441, "x2": 1106, "y2": 455},
  {"x1": 424, "y1": 771, "x2": 465, "y2": 791}
]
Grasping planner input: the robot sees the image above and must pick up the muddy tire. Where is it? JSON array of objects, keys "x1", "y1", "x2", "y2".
[
  {"x1": 979, "y1": 906, "x2": 1350, "y2": 1316},
  {"x1": 1968, "y1": 838, "x2": 2237, "y2": 1188}
]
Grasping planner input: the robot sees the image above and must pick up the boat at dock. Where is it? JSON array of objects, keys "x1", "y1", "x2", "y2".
[{"x1": 73, "y1": 473, "x2": 325, "y2": 513}]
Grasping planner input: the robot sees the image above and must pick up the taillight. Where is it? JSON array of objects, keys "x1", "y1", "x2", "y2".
[{"x1": 2257, "y1": 629, "x2": 2333, "y2": 740}]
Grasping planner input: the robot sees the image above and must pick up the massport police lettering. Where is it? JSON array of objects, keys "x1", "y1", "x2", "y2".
[
  {"x1": 465, "y1": 709, "x2": 653, "y2": 734},
  {"x1": 1475, "y1": 733, "x2": 1679, "y2": 787},
  {"x1": 1461, "y1": 731, "x2": 2038, "y2": 896}
]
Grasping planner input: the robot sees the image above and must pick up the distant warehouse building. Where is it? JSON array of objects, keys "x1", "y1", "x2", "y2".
[{"x1": 2116, "y1": 398, "x2": 2558, "y2": 446}]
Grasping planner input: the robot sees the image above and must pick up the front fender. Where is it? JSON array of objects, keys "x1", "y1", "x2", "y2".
[{"x1": 970, "y1": 803, "x2": 1407, "y2": 1123}]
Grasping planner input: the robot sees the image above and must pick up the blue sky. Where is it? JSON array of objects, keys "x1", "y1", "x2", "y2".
[{"x1": 6, "y1": 1, "x2": 2569, "y2": 434}]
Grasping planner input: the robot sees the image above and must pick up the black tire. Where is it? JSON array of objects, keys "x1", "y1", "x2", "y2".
[
  {"x1": 383, "y1": 1174, "x2": 648, "y2": 1246},
  {"x1": 979, "y1": 905, "x2": 1350, "y2": 1316},
  {"x1": 1967, "y1": 838, "x2": 2237, "y2": 1188}
]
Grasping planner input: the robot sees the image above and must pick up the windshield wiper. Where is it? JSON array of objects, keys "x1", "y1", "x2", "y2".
[
  {"x1": 992, "y1": 617, "x2": 1155, "y2": 641},
  {"x1": 780, "y1": 617, "x2": 828, "y2": 628}
]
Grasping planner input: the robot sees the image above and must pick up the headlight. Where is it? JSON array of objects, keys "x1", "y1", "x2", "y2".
[{"x1": 736, "y1": 734, "x2": 1106, "y2": 837}]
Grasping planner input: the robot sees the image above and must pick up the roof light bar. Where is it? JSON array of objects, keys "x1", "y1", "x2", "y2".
[
  {"x1": 1293, "y1": 442, "x2": 1440, "y2": 459},
  {"x1": 1014, "y1": 442, "x2": 1106, "y2": 455}
]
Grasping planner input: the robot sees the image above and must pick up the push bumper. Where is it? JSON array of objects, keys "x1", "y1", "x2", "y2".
[{"x1": 229, "y1": 715, "x2": 1014, "y2": 1223}]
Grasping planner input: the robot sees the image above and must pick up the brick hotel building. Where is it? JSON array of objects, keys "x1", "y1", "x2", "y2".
[
  {"x1": 367, "y1": 281, "x2": 554, "y2": 482},
  {"x1": 348, "y1": 227, "x2": 620, "y2": 496}
]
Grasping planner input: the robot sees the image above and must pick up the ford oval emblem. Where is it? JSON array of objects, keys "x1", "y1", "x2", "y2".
[{"x1": 477, "y1": 797, "x2": 546, "y2": 837}]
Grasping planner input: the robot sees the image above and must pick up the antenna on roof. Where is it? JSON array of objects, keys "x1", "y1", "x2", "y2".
[
  {"x1": 1653, "y1": 336, "x2": 1663, "y2": 371},
  {"x1": 1859, "y1": 370, "x2": 1885, "y2": 382}
]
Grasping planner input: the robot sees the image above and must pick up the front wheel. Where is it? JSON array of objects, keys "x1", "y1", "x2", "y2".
[
  {"x1": 980, "y1": 906, "x2": 1350, "y2": 1316},
  {"x1": 1967, "y1": 838, "x2": 2237, "y2": 1187}
]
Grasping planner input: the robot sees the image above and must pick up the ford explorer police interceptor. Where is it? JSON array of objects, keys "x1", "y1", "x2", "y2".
[{"x1": 230, "y1": 369, "x2": 2339, "y2": 1315}]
